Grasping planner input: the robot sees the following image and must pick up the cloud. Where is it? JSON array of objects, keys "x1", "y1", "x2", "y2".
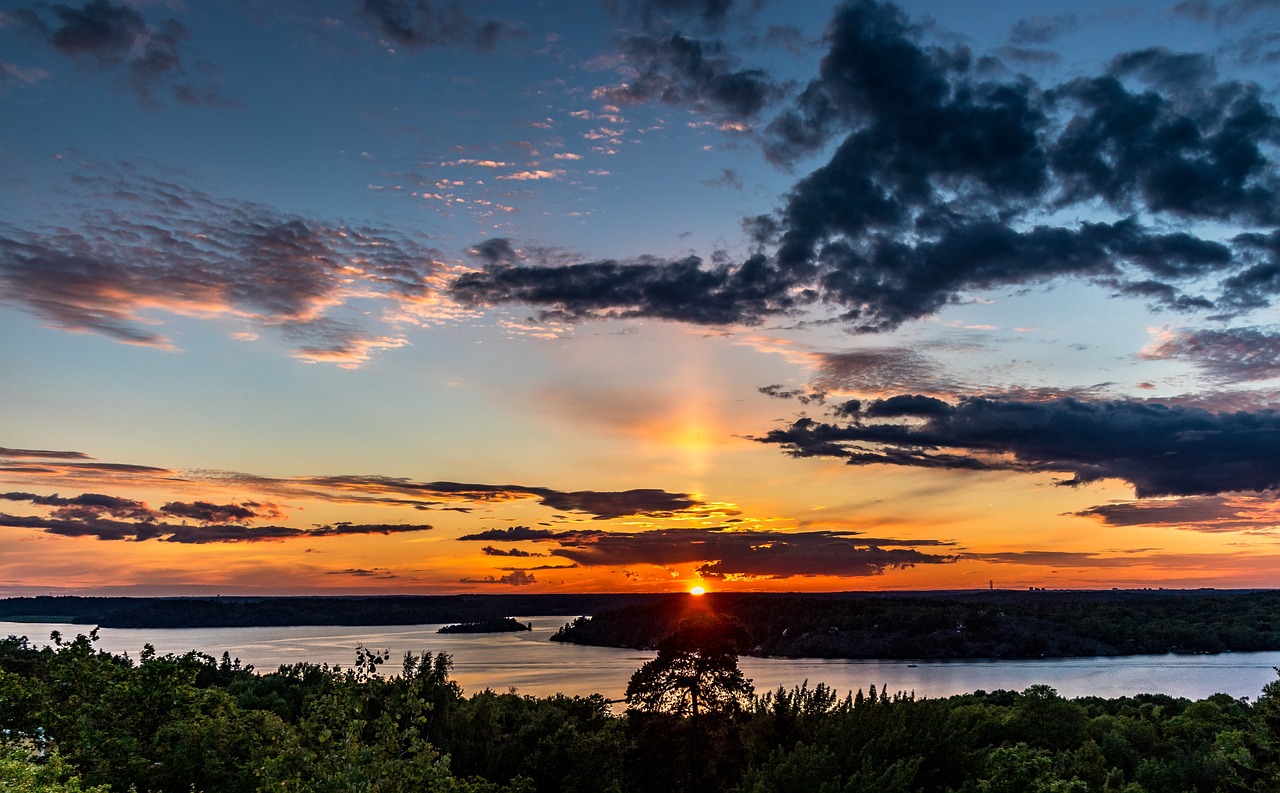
[
  {"x1": 460, "y1": 526, "x2": 559, "y2": 541},
  {"x1": 459, "y1": 570, "x2": 536, "y2": 586},
  {"x1": 326, "y1": 567, "x2": 403, "y2": 579},
  {"x1": 358, "y1": 0, "x2": 518, "y2": 51},
  {"x1": 0, "y1": 447, "x2": 92, "y2": 461},
  {"x1": 295, "y1": 475, "x2": 704, "y2": 519},
  {"x1": 809, "y1": 347, "x2": 955, "y2": 395},
  {"x1": 1008, "y1": 14, "x2": 1077, "y2": 45},
  {"x1": 449, "y1": 252, "x2": 800, "y2": 326},
  {"x1": 0, "y1": 162, "x2": 441, "y2": 363},
  {"x1": 480, "y1": 545, "x2": 545, "y2": 557},
  {"x1": 963, "y1": 550, "x2": 1162, "y2": 568},
  {"x1": 11, "y1": 0, "x2": 226, "y2": 105},
  {"x1": 0, "y1": 511, "x2": 434, "y2": 543},
  {"x1": 0, "y1": 448, "x2": 707, "y2": 522},
  {"x1": 1172, "y1": 0, "x2": 1280, "y2": 29},
  {"x1": 159, "y1": 500, "x2": 284, "y2": 524},
  {"x1": 754, "y1": 395, "x2": 1280, "y2": 498},
  {"x1": 463, "y1": 524, "x2": 955, "y2": 580},
  {"x1": 1072, "y1": 493, "x2": 1280, "y2": 533},
  {"x1": 1141, "y1": 326, "x2": 1280, "y2": 382},
  {"x1": 455, "y1": 1, "x2": 1280, "y2": 334},
  {"x1": 597, "y1": 32, "x2": 783, "y2": 121},
  {"x1": 701, "y1": 168, "x2": 743, "y2": 189},
  {"x1": 495, "y1": 169, "x2": 565, "y2": 181}
]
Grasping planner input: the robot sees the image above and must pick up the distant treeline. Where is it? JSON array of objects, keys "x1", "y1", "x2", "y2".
[
  {"x1": 552, "y1": 590, "x2": 1280, "y2": 658},
  {"x1": 0, "y1": 594, "x2": 654, "y2": 629}
]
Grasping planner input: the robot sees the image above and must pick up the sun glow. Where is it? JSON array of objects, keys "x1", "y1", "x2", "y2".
[{"x1": 689, "y1": 585, "x2": 706, "y2": 595}]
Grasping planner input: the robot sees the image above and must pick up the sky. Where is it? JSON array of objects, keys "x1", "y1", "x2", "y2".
[{"x1": 2, "y1": 0, "x2": 1280, "y2": 596}]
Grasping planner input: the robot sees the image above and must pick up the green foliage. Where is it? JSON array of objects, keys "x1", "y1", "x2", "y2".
[
  {"x1": 4, "y1": 627, "x2": 1280, "y2": 793},
  {"x1": 0, "y1": 743, "x2": 109, "y2": 792}
]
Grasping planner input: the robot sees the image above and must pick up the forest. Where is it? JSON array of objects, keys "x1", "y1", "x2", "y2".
[
  {"x1": 552, "y1": 590, "x2": 1280, "y2": 658},
  {"x1": 2, "y1": 612, "x2": 1279, "y2": 792}
]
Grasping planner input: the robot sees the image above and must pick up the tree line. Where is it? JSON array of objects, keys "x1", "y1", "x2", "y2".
[
  {"x1": 3, "y1": 612, "x2": 1279, "y2": 792},
  {"x1": 553, "y1": 590, "x2": 1280, "y2": 658}
]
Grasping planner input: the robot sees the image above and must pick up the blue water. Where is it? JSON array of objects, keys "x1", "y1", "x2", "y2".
[{"x1": 5, "y1": 617, "x2": 1277, "y2": 702}]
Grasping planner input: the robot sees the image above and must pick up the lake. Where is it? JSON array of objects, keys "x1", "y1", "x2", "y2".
[{"x1": 5, "y1": 617, "x2": 1278, "y2": 703}]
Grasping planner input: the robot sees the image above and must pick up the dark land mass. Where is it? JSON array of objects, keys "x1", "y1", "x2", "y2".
[
  {"x1": 551, "y1": 589, "x2": 1280, "y2": 659},
  {"x1": 437, "y1": 616, "x2": 532, "y2": 634},
  {"x1": 3, "y1": 589, "x2": 1279, "y2": 659},
  {"x1": 0, "y1": 594, "x2": 653, "y2": 629}
]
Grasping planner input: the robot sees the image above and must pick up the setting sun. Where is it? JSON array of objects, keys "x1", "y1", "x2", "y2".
[{"x1": 689, "y1": 586, "x2": 706, "y2": 596}]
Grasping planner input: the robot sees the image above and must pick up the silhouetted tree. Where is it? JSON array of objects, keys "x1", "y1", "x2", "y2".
[{"x1": 625, "y1": 613, "x2": 753, "y2": 717}]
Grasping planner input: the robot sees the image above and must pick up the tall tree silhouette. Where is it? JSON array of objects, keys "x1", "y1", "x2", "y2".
[{"x1": 625, "y1": 612, "x2": 753, "y2": 717}]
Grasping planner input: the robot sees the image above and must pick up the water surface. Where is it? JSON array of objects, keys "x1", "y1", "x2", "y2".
[{"x1": 5, "y1": 617, "x2": 1277, "y2": 702}]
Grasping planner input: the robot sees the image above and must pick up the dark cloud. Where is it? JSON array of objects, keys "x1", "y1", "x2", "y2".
[
  {"x1": 1049, "y1": 54, "x2": 1278, "y2": 225},
  {"x1": 546, "y1": 526, "x2": 955, "y2": 579},
  {"x1": 358, "y1": 0, "x2": 518, "y2": 51},
  {"x1": 456, "y1": 0, "x2": 1280, "y2": 334},
  {"x1": 299, "y1": 475, "x2": 704, "y2": 519},
  {"x1": 964, "y1": 550, "x2": 1157, "y2": 567},
  {"x1": 468, "y1": 237, "x2": 522, "y2": 267},
  {"x1": 758, "y1": 384, "x2": 826, "y2": 406},
  {"x1": 159, "y1": 500, "x2": 283, "y2": 525},
  {"x1": 1141, "y1": 326, "x2": 1280, "y2": 382},
  {"x1": 12, "y1": 0, "x2": 225, "y2": 105},
  {"x1": 0, "y1": 512, "x2": 434, "y2": 543},
  {"x1": 754, "y1": 395, "x2": 1280, "y2": 498},
  {"x1": 449, "y1": 252, "x2": 800, "y2": 326},
  {"x1": 0, "y1": 164, "x2": 438, "y2": 364},
  {"x1": 1009, "y1": 13, "x2": 1077, "y2": 45},
  {"x1": 480, "y1": 545, "x2": 544, "y2": 557},
  {"x1": 0, "y1": 491, "x2": 151, "y2": 520},
  {"x1": 536, "y1": 488, "x2": 699, "y2": 519},
  {"x1": 1071, "y1": 493, "x2": 1280, "y2": 532},
  {"x1": 499, "y1": 563, "x2": 577, "y2": 571},
  {"x1": 596, "y1": 0, "x2": 784, "y2": 124},
  {"x1": 1172, "y1": 0, "x2": 1280, "y2": 28},
  {"x1": 701, "y1": 168, "x2": 743, "y2": 189},
  {"x1": 459, "y1": 526, "x2": 561, "y2": 542},
  {"x1": 0, "y1": 444, "x2": 707, "y2": 522},
  {"x1": 0, "y1": 447, "x2": 93, "y2": 461},
  {"x1": 599, "y1": 32, "x2": 783, "y2": 121},
  {"x1": 326, "y1": 568, "x2": 403, "y2": 579},
  {"x1": 461, "y1": 524, "x2": 954, "y2": 580},
  {"x1": 459, "y1": 570, "x2": 537, "y2": 586}
]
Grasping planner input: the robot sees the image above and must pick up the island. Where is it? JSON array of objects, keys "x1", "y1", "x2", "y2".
[{"x1": 437, "y1": 616, "x2": 532, "y2": 634}]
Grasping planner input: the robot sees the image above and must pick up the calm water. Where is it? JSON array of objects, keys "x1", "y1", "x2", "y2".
[{"x1": 5, "y1": 617, "x2": 1278, "y2": 703}]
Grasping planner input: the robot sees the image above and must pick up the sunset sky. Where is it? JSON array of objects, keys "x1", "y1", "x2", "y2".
[{"x1": 3, "y1": 0, "x2": 1280, "y2": 595}]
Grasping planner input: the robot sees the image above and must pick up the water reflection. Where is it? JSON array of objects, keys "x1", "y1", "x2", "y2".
[{"x1": 5, "y1": 617, "x2": 1277, "y2": 702}]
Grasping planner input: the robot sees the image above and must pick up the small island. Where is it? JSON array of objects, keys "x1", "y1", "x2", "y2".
[{"x1": 437, "y1": 616, "x2": 532, "y2": 634}]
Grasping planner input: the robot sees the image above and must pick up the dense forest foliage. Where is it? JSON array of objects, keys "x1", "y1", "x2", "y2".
[
  {"x1": 553, "y1": 590, "x2": 1280, "y2": 658},
  {"x1": 2, "y1": 620, "x2": 1280, "y2": 792}
]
